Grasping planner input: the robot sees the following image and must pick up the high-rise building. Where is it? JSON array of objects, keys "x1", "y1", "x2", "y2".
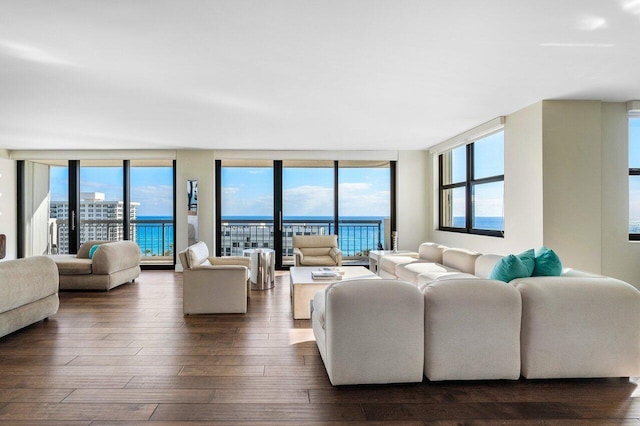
[{"x1": 49, "y1": 192, "x2": 139, "y2": 254}]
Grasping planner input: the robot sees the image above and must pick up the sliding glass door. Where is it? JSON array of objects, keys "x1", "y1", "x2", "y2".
[
  {"x1": 338, "y1": 161, "x2": 391, "y2": 257},
  {"x1": 282, "y1": 161, "x2": 335, "y2": 266},
  {"x1": 130, "y1": 161, "x2": 175, "y2": 264},
  {"x1": 219, "y1": 160, "x2": 274, "y2": 256},
  {"x1": 217, "y1": 159, "x2": 395, "y2": 269},
  {"x1": 30, "y1": 159, "x2": 175, "y2": 266}
]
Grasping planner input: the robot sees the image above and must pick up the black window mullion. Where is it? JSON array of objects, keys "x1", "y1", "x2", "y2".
[
  {"x1": 465, "y1": 144, "x2": 473, "y2": 232},
  {"x1": 123, "y1": 160, "x2": 130, "y2": 241}
]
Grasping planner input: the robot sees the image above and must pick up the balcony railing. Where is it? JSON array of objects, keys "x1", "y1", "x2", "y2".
[
  {"x1": 51, "y1": 219, "x2": 174, "y2": 262},
  {"x1": 50, "y1": 217, "x2": 384, "y2": 264},
  {"x1": 220, "y1": 218, "x2": 384, "y2": 258}
]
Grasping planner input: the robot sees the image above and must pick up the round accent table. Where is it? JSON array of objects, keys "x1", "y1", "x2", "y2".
[{"x1": 243, "y1": 248, "x2": 275, "y2": 290}]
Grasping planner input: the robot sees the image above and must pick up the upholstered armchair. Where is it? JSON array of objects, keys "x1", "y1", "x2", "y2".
[
  {"x1": 179, "y1": 242, "x2": 250, "y2": 314},
  {"x1": 292, "y1": 235, "x2": 342, "y2": 267}
]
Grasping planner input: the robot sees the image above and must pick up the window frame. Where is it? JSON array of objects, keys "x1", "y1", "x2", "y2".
[
  {"x1": 629, "y1": 115, "x2": 640, "y2": 241},
  {"x1": 439, "y1": 131, "x2": 505, "y2": 237}
]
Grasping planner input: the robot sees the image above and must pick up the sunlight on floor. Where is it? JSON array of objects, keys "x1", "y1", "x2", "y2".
[{"x1": 288, "y1": 328, "x2": 315, "y2": 345}]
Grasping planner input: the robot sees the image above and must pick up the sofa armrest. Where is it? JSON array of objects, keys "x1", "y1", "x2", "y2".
[
  {"x1": 329, "y1": 247, "x2": 342, "y2": 266},
  {"x1": 293, "y1": 248, "x2": 304, "y2": 266},
  {"x1": 92, "y1": 241, "x2": 141, "y2": 275}
]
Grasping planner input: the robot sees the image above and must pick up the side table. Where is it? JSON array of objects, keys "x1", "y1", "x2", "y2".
[{"x1": 243, "y1": 248, "x2": 275, "y2": 290}]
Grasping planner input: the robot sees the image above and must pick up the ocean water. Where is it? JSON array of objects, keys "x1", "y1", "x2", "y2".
[
  {"x1": 453, "y1": 216, "x2": 504, "y2": 231},
  {"x1": 135, "y1": 216, "x2": 174, "y2": 256}
]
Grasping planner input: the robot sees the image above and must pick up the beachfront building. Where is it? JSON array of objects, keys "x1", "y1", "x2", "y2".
[{"x1": 49, "y1": 192, "x2": 139, "y2": 254}]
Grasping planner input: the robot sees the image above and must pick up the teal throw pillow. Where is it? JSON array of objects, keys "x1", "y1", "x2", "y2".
[
  {"x1": 88, "y1": 244, "x2": 100, "y2": 259},
  {"x1": 489, "y1": 254, "x2": 531, "y2": 282},
  {"x1": 532, "y1": 247, "x2": 562, "y2": 276},
  {"x1": 517, "y1": 248, "x2": 536, "y2": 276}
]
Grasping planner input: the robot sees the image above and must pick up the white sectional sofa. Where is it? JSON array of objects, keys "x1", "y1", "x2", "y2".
[{"x1": 311, "y1": 242, "x2": 640, "y2": 385}]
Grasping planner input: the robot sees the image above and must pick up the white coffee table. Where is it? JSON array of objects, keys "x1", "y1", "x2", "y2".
[{"x1": 289, "y1": 266, "x2": 380, "y2": 320}]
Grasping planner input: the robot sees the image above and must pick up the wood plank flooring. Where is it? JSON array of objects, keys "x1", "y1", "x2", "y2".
[{"x1": 0, "y1": 270, "x2": 639, "y2": 424}]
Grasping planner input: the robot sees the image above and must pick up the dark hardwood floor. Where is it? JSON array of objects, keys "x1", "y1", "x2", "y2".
[{"x1": 0, "y1": 270, "x2": 639, "y2": 424}]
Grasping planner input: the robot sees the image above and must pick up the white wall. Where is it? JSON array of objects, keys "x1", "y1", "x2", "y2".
[
  {"x1": 430, "y1": 102, "x2": 544, "y2": 255},
  {"x1": 0, "y1": 150, "x2": 17, "y2": 260},
  {"x1": 542, "y1": 100, "x2": 603, "y2": 273},
  {"x1": 396, "y1": 151, "x2": 429, "y2": 251},
  {"x1": 601, "y1": 102, "x2": 640, "y2": 287},
  {"x1": 175, "y1": 150, "x2": 215, "y2": 270}
]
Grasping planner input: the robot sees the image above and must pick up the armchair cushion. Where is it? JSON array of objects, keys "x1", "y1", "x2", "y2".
[{"x1": 186, "y1": 241, "x2": 210, "y2": 268}]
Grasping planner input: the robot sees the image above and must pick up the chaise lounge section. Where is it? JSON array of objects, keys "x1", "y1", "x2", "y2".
[
  {"x1": 0, "y1": 256, "x2": 59, "y2": 338},
  {"x1": 50, "y1": 240, "x2": 141, "y2": 291}
]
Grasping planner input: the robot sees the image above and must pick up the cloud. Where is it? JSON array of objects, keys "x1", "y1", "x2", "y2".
[
  {"x1": 620, "y1": 0, "x2": 640, "y2": 15},
  {"x1": 577, "y1": 15, "x2": 608, "y2": 31},
  {"x1": 0, "y1": 39, "x2": 77, "y2": 67},
  {"x1": 284, "y1": 185, "x2": 333, "y2": 216},
  {"x1": 131, "y1": 184, "x2": 173, "y2": 216},
  {"x1": 223, "y1": 186, "x2": 240, "y2": 195}
]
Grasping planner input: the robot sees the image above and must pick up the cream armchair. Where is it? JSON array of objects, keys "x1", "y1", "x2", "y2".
[
  {"x1": 179, "y1": 242, "x2": 250, "y2": 314},
  {"x1": 293, "y1": 235, "x2": 342, "y2": 267}
]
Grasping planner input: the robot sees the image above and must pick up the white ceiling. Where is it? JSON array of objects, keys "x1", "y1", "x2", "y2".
[{"x1": 1, "y1": 0, "x2": 640, "y2": 152}]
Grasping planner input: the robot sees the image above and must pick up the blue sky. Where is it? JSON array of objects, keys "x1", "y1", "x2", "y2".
[
  {"x1": 51, "y1": 166, "x2": 174, "y2": 217},
  {"x1": 222, "y1": 166, "x2": 391, "y2": 217},
  {"x1": 450, "y1": 131, "x2": 505, "y2": 218}
]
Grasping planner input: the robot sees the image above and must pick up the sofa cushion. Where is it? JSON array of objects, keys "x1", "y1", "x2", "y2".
[
  {"x1": 417, "y1": 271, "x2": 478, "y2": 287},
  {"x1": 475, "y1": 254, "x2": 503, "y2": 279},
  {"x1": 532, "y1": 247, "x2": 562, "y2": 276},
  {"x1": 442, "y1": 248, "x2": 481, "y2": 274},
  {"x1": 54, "y1": 257, "x2": 93, "y2": 275},
  {"x1": 379, "y1": 254, "x2": 419, "y2": 275},
  {"x1": 396, "y1": 261, "x2": 456, "y2": 284},
  {"x1": 418, "y1": 243, "x2": 446, "y2": 263},
  {"x1": 518, "y1": 249, "x2": 536, "y2": 276},
  {"x1": 489, "y1": 255, "x2": 531, "y2": 283}
]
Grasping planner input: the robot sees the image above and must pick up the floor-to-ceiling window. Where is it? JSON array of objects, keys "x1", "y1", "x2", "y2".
[
  {"x1": 338, "y1": 161, "x2": 390, "y2": 257},
  {"x1": 130, "y1": 160, "x2": 175, "y2": 263},
  {"x1": 282, "y1": 161, "x2": 335, "y2": 266},
  {"x1": 27, "y1": 158, "x2": 175, "y2": 266},
  {"x1": 217, "y1": 158, "x2": 395, "y2": 269},
  {"x1": 219, "y1": 160, "x2": 274, "y2": 256}
]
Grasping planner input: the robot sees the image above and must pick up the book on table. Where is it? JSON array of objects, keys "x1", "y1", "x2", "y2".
[{"x1": 311, "y1": 269, "x2": 343, "y2": 280}]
